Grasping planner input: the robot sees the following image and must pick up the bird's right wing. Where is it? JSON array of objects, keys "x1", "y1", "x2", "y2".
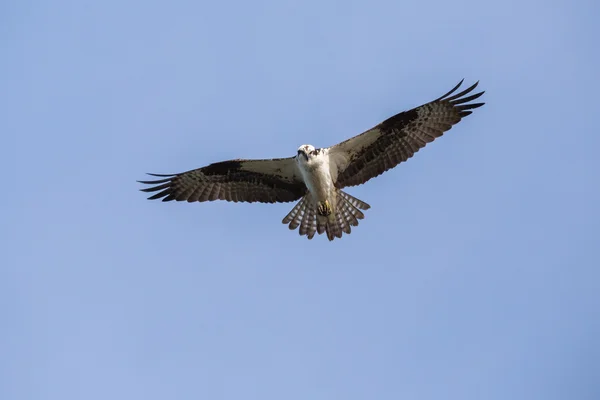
[
  {"x1": 328, "y1": 80, "x2": 485, "y2": 188},
  {"x1": 139, "y1": 156, "x2": 307, "y2": 204}
]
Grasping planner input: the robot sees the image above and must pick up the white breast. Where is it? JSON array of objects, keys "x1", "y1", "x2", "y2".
[{"x1": 297, "y1": 150, "x2": 334, "y2": 201}]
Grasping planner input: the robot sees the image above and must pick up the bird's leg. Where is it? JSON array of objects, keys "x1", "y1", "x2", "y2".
[{"x1": 317, "y1": 199, "x2": 332, "y2": 216}]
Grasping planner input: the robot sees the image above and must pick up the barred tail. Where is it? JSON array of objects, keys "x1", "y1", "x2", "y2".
[
  {"x1": 281, "y1": 195, "x2": 318, "y2": 239},
  {"x1": 282, "y1": 190, "x2": 370, "y2": 241}
]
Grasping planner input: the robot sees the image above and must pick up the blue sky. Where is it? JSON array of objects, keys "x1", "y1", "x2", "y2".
[{"x1": 3, "y1": 0, "x2": 599, "y2": 399}]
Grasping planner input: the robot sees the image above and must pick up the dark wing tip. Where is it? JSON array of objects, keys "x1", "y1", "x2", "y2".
[
  {"x1": 451, "y1": 90, "x2": 485, "y2": 105},
  {"x1": 433, "y1": 79, "x2": 465, "y2": 102},
  {"x1": 138, "y1": 173, "x2": 178, "y2": 200},
  {"x1": 438, "y1": 80, "x2": 486, "y2": 117},
  {"x1": 443, "y1": 81, "x2": 480, "y2": 102},
  {"x1": 137, "y1": 173, "x2": 177, "y2": 183},
  {"x1": 146, "y1": 172, "x2": 177, "y2": 177},
  {"x1": 434, "y1": 79, "x2": 485, "y2": 104},
  {"x1": 138, "y1": 179, "x2": 170, "y2": 185}
]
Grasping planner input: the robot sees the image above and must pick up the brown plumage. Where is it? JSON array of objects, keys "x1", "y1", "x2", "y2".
[
  {"x1": 329, "y1": 80, "x2": 485, "y2": 188},
  {"x1": 139, "y1": 158, "x2": 306, "y2": 203},
  {"x1": 139, "y1": 80, "x2": 485, "y2": 241}
]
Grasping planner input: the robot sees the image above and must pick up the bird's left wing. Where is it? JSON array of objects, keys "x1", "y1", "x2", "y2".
[
  {"x1": 328, "y1": 80, "x2": 485, "y2": 188},
  {"x1": 139, "y1": 157, "x2": 306, "y2": 204}
]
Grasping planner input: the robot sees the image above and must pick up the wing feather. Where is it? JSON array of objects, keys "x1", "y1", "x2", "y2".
[
  {"x1": 329, "y1": 80, "x2": 485, "y2": 188},
  {"x1": 139, "y1": 157, "x2": 306, "y2": 204}
]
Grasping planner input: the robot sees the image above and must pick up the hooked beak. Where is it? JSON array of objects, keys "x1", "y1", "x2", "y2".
[{"x1": 297, "y1": 150, "x2": 308, "y2": 161}]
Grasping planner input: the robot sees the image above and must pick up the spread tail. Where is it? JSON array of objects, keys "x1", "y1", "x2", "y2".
[{"x1": 282, "y1": 190, "x2": 370, "y2": 241}]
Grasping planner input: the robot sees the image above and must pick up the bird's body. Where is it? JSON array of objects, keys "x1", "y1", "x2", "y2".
[
  {"x1": 292, "y1": 145, "x2": 360, "y2": 239},
  {"x1": 296, "y1": 145, "x2": 334, "y2": 206},
  {"x1": 139, "y1": 80, "x2": 485, "y2": 241}
]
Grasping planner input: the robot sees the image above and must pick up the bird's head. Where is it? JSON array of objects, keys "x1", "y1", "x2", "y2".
[{"x1": 297, "y1": 144, "x2": 316, "y2": 161}]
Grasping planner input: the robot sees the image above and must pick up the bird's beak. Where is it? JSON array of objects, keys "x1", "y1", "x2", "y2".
[{"x1": 297, "y1": 150, "x2": 308, "y2": 160}]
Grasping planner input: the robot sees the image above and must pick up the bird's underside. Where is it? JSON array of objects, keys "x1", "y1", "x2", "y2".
[{"x1": 139, "y1": 79, "x2": 485, "y2": 241}]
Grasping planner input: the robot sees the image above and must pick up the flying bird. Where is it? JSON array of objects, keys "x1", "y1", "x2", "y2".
[{"x1": 139, "y1": 80, "x2": 485, "y2": 241}]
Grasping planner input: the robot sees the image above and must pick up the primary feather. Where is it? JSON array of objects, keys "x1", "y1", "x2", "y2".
[{"x1": 139, "y1": 80, "x2": 485, "y2": 241}]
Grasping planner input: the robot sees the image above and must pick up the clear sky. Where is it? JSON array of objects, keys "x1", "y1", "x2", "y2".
[{"x1": 3, "y1": 0, "x2": 599, "y2": 399}]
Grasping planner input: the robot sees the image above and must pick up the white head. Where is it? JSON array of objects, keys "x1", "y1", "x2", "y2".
[{"x1": 297, "y1": 144, "x2": 316, "y2": 161}]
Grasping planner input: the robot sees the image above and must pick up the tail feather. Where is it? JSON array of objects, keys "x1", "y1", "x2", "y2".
[
  {"x1": 305, "y1": 206, "x2": 317, "y2": 239},
  {"x1": 282, "y1": 198, "x2": 304, "y2": 224},
  {"x1": 289, "y1": 207, "x2": 304, "y2": 230},
  {"x1": 325, "y1": 212, "x2": 343, "y2": 241},
  {"x1": 299, "y1": 204, "x2": 311, "y2": 235},
  {"x1": 339, "y1": 195, "x2": 361, "y2": 227},
  {"x1": 316, "y1": 216, "x2": 327, "y2": 235},
  {"x1": 283, "y1": 197, "x2": 307, "y2": 230},
  {"x1": 299, "y1": 199, "x2": 317, "y2": 239},
  {"x1": 338, "y1": 208, "x2": 351, "y2": 235},
  {"x1": 339, "y1": 191, "x2": 371, "y2": 210},
  {"x1": 283, "y1": 190, "x2": 370, "y2": 241}
]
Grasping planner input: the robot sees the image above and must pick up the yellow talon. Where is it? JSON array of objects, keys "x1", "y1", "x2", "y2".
[{"x1": 317, "y1": 200, "x2": 332, "y2": 216}]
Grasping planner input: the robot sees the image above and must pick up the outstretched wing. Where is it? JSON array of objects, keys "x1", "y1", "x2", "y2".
[
  {"x1": 329, "y1": 80, "x2": 485, "y2": 188},
  {"x1": 139, "y1": 157, "x2": 306, "y2": 204}
]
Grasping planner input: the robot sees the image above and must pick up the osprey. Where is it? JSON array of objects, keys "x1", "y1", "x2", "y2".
[{"x1": 139, "y1": 80, "x2": 485, "y2": 241}]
